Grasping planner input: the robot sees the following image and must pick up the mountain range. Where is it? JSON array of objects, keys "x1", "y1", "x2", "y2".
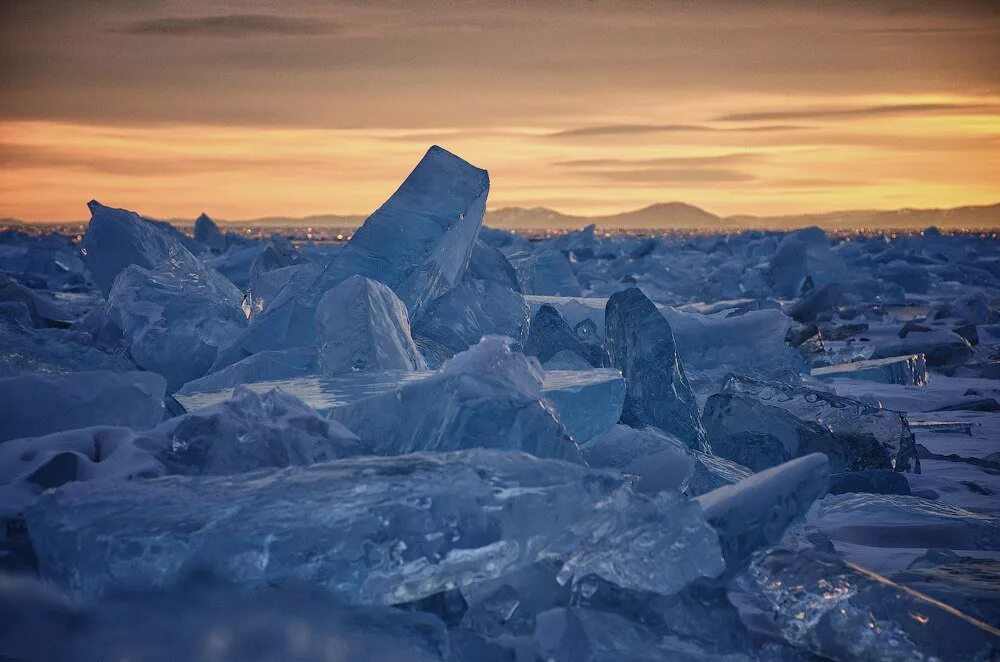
[
  {"x1": 224, "y1": 201, "x2": 1000, "y2": 231},
  {"x1": 6, "y1": 201, "x2": 998, "y2": 232}
]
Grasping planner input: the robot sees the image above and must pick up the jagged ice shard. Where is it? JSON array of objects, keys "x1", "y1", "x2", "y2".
[
  {"x1": 213, "y1": 146, "x2": 488, "y2": 366},
  {"x1": 314, "y1": 275, "x2": 426, "y2": 375},
  {"x1": 720, "y1": 373, "x2": 920, "y2": 472},
  {"x1": 605, "y1": 287, "x2": 708, "y2": 451},
  {"x1": 329, "y1": 336, "x2": 584, "y2": 461},
  {"x1": 26, "y1": 448, "x2": 724, "y2": 604}
]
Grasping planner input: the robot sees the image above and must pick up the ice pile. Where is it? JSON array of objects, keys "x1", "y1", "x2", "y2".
[{"x1": 4, "y1": 145, "x2": 1000, "y2": 660}]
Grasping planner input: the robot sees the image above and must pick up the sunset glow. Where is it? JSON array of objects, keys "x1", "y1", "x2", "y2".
[{"x1": 2, "y1": 2, "x2": 998, "y2": 222}]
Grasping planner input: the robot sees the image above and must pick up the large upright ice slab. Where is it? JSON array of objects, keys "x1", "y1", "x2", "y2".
[
  {"x1": 212, "y1": 147, "x2": 488, "y2": 366},
  {"x1": 605, "y1": 288, "x2": 708, "y2": 451},
  {"x1": 722, "y1": 373, "x2": 920, "y2": 472},
  {"x1": 81, "y1": 201, "x2": 236, "y2": 299},
  {"x1": 331, "y1": 146, "x2": 489, "y2": 317},
  {"x1": 103, "y1": 263, "x2": 247, "y2": 390},
  {"x1": 329, "y1": 337, "x2": 582, "y2": 461},
  {"x1": 314, "y1": 275, "x2": 426, "y2": 375},
  {"x1": 27, "y1": 449, "x2": 723, "y2": 603},
  {"x1": 696, "y1": 453, "x2": 829, "y2": 571},
  {"x1": 0, "y1": 370, "x2": 165, "y2": 442}
]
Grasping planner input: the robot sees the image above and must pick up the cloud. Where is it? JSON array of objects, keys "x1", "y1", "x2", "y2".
[
  {"x1": 577, "y1": 168, "x2": 755, "y2": 184},
  {"x1": 115, "y1": 14, "x2": 341, "y2": 38},
  {"x1": 553, "y1": 152, "x2": 762, "y2": 168},
  {"x1": 547, "y1": 124, "x2": 804, "y2": 138},
  {"x1": 717, "y1": 103, "x2": 996, "y2": 122}
]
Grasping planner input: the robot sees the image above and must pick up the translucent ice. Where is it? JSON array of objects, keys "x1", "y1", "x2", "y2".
[
  {"x1": 192, "y1": 212, "x2": 225, "y2": 253},
  {"x1": 580, "y1": 424, "x2": 695, "y2": 493},
  {"x1": 806, "y1": 492, "x2": 1000, "y2": 551},
  {"x1": 0, "y1": 573, "x2": 450, "y2": 662},
  {"x1": 466, "y1": 239, "x2": 521, "y2": 291},
  {"x1": 721, "y1": 373, "x2": 920, "y2": 472},
  {"x1": 746, "y1": 547, "x2": 1000, "y2": 661},
  {"x1": 703, "y1": 392, "x2": 854, "y2": 472},
  {"x1": 605, "y1": 287, "x2": 708, "y2": 451},
  {"x1": 0, "y1": 370, "x2": 165, "y2": 442},
  {"x1": 81, "y1": 201, "x2": 236, "y2": 299},
  {"x1": 411, "y1": 278, "x2": 529, "y2": 367},
  {"x1": 540, "y1": 369, "x2": 625, "y2": 443},
  {"x1": 329, "y1": 337, "x2": 582, "y2": 460},
  {"x1": 811, "y1": 354, "x2": 928, "y2": 386},
  {"x1": 524, "y1": 304, "x2": 593, "y2": 365},
  {"x1": 102, "y1": 263, "x2": 247, "y2": 390},
  {"x1": 696, "y1": 453, "x2": 829, "y2": 571},
  {"x1": 0, "y1": 274, "x2": 75, "y2": 328},
  {"x1": 0, "y1": 316, "x2": 137, "y2": 378},
  {"x1": 509, "y1": 250, "x2": 582, "y2": 296},
  {"x1": 766, "y1": 238, "x2": 807, "y2": 298},
  {"x1": 27, "y1": 449, "x2": 723, "y2": 603},
  {"x1": 331, "y1": 145, "x2": 489, "y2": 317},
  {"x1": 0, "y1": 387, "x2": 360, "y2": 521},
  {"x1": 213, "y1": 146, "x2": 488, "y2": 364},
  {"x1": 662, "y1": 306, "x2": 805, "y2": 377},
  {"x1": 139, "y1": 386, "x2": 364, "y2": 475},
  {"x1": 314, "y1": 275, "x2": 426, "y2": 375},
  {"x1": 871, "y1": 329, "x2": 973, "y2": 370}
]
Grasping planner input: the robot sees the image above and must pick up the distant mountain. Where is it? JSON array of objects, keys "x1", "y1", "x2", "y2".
[
  {"x1": 6, "y1": 202, "x2": 997, "y2": 232},
  {"x1": 485, "y1": 201, "x2": 1000, "y2": 231},
  {"x1": 486, "y1": 202, "x2": 720, "y2": 230}
]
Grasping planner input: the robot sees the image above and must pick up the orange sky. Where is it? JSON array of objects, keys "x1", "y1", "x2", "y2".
[{"x1": 1, "y1": 2, "x2": 998, "y2": 222}]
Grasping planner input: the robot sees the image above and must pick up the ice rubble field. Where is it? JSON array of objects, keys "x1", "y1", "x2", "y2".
[{"x1": 1, "y1": 146, "x2": 999, "y2": 661}]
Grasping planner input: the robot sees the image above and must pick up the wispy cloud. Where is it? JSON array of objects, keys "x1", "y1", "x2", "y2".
[
  {"x1": 717, "y1": 103, "x2": 996, "y2": 122},
  {"x1": 553, "y1": 152, "x2": 762, "y2": 168},
  {"x1": 577, "y1": 168, "x2": 755, "y2": 184},
  {"x1": 116, "y1": 14, "x2": 341, "y2": 38},
  {"x1": 547, "y1": 124, "x2": 804, "y2": 138}
]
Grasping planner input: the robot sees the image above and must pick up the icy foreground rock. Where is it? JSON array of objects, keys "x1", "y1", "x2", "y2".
[
  {"x1": 605, "y1": 287, "x2": 708, "y2": 451},
  {"x1": 696, "y1": 453, "x2": 829, "y2": 571},
  {"x1": 0, "y1": 388, "x2": 361, "y2": 520},
  {"x1": 721, "y1": 373, "x2": 920, "y2": 472},
  {"x1": 315, "y1": 275, "x2": 426, "y2": 374},
  {"x1": 102, "y1": 263, "x2": 247, "y2": 390},
  {"x1": 811, "y1": 354, "x2": 928, "y2": 386},
  {"x1": 329, "y1": 337, "x2": 583, "y2": 460},
  {"x1": 412, "y1": 278, "x2": 529, "y2": 367},
  {"x1": 331, "y1": 146, "x2": 489, "y2": 317},
  {"x1": 214, "y1": 146, "x2": 488, "y2": 365},
  {"x1": 0, "y1": 573, "x2": 450, "y2": 662},
  {"x1": 745, "y1": 548, "x2": 1000, "y2": 661},
  {"x1": 27, "y1": 449, "x2": 724, "y2": 603},
  {"x1": 81, "y1": 201, "x2": 237, "y2": 300},
  {"x1": 0, "y1": 370, "x2": 165, "y2": 442}
]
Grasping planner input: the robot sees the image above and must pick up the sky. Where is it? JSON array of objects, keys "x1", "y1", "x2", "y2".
[{"x1": 1, "y1": 0, "x2": 998, "y2": 222}]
